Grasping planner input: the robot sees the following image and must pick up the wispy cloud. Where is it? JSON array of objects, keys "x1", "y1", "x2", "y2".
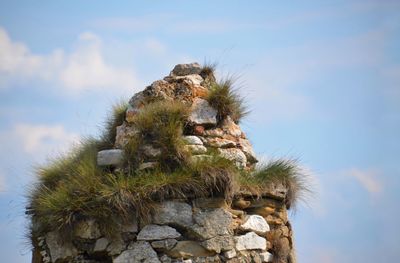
[
  {"x1": 347, "y1": 168, "x2": 383, "y2": 196},
  {"x1": 13, "y1": 123, "x2": 79, "y2": 156},
  {"x1": 0, "y1": 27, "x2": 140, "y2": 95}
]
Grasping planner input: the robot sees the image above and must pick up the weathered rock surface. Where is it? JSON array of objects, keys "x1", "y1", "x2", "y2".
[
  {"x1": 152, "y1": 201, "x2": 194, "y2": 228},
  {"x1": 200, "y1": 235, "x2": 234, "y2": 253},
  {"x1": 114, "y1": 241, "x2": 160, "y2": 263},
  {"x1": 183, "y1": 135, "x2": 203, "y2": 145},
  {"x1": 234, "y1": 232, "x2": 267, "y2": 251},
  {"x1": 151, "y1": 239, "x2": 177, "y2": 250},
  {"x1": 97, "y1": 149, "x2": 124, "y2": 166},
  {"x1": 260, "y1": 251, "x2": 274, "y2": 262},
  {"x1": 93, "y1": 237, "x2": 109, "y2": 252},
  {"x1": 46, "y1": 231, "x2": 78, "y2": 262},
  {"x1": 240, "y1": 215, "x2": 270, "y2": 234},
  {"x1": 167, "y1": 241, "x2": 214, "y2": 259},
  {"x1": 137, "y1": 225, "x2": 181, "y2": 241},
  {"x1": 171, "y1": 63, "x2": 202, "y2": 76},
  {"x1": 188, "y1": 98, "x2": 217, "y2": 126},
  {"x1": 190, "y1": 208, "x2": 232, "y2": 240},
  {"x1": 218, "y1": 148, "x2": 247, "y2": 168},
  {"x1": 184, "y1": 144, "x2": 207, "y2": 154}
]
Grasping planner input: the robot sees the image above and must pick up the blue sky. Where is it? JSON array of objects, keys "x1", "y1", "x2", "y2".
[{"x1": 0, "y1": 1, "x2": 399, "y2": 262}]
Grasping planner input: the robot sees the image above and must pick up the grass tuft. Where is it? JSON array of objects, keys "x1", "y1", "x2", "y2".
[
  {"x1": 123, "y1": 100, "x2": 190, "y2": 172},
  {"x1": 98, "y1": 101, "x2": 128, "y2": 150},
  {"x1": 239, "y1": 159, "x2": 311, "y2": 209},
  {"x1": 207, "y1": 78, "x2": 249, "y2": 123}
]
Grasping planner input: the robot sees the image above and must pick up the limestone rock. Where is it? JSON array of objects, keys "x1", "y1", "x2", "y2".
[
  {"x1": 190, "y1": 208, "x2": 232, "y2": 240},
  {"x1": 174, "y1": 74, "x2": 204, "y2": 86},
  {"x1": 114, "y1": 241, "x2": 160, "y2": 263},
  {"x1": 205, "y1": 138, "x2": 236, "y2": 148},
  {"x1": 152, "y1": 201, "x2": 194, "y2": 228},
  {"x1": 218, "y1": 148, "x2": 247, "y2": 168},
  {"x1": 260, "y1": 251, "x2": 273, "y2": 262},
  {"x1": 107, "y1": 236, "x2": 126, "y2": 255},
  {"x1": 184, "y1": 145, "x2": 207, "y2": 154},
  {"x1": 203, "y1": 128, "x2": 224, "y2": 137},
  {"x1": 221, "y1": 116, "x2": 242, "y2": 137},
  {"x1": 74, "y1": 219, "x2": 101, "y2": 239},
  {"x1": 234, "y1": 232, "x2": 267, "y2": 251},
  {"x1": 46, "y1": 231, "x2": 78, "y2": 262},
  {"x1": 167, "y1": 241, "x2": 214, "y2": 259},
  {"x1": 223, "y1": 249, "x2": 237, "y2": 259},
  {"x1": 183, "y1": 136, "x2": 203, "y2": 145},
  {"x1": 115, "y1": 123, "x2": 138, "y2": 148},
  {"x1": 137, "y1": 225, "x2": 181, "y2": 241},
  {"x1": 97, "y1": 149, "x2": 124, "y2": 166},
  {"x1": 151, "y1": 239, "x2": 178, "y2": 250},
  {"x1": 93, "y1": 237, "x2": 109, "y2": 252},
  {"x1": 171, "y1": 63, "x2": 202, "y2": 76},
  {"x1": 188, "y1": 98, "x2": 217, "y2": 126},
  {"x1": 240, "y1": 215, "x2": 270, "y2": 234},
  {"x1": 201, "y1": 235, "x2": 234, "y2": 253},
  {"x1": 238, "y1": 138, "x2": 258, "y2": 164}
]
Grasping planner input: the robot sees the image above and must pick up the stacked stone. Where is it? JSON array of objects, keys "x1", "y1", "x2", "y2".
[
  {"x1": 32, "y1": 63, "x2": 296, "y2": 263},
  {"x1": 97, "y1": 62, "x2": 258, "y2": 170},
  {"x1": 36, "y1": 196, "x2": 296, "y2": 263}
]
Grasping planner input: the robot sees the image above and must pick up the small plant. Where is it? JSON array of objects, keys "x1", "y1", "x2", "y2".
[
  {"x1": 98, "y1": 100, "x2": 128, "y2": 150},
  {"x1": 240, "y1": 159, "x2": 311, "y2": 209},
  {"x1": 207, "y1": 78, "x2": 249, "y2": 123},
  {"x1": 123, "y1": 100, "x2": 190, "y2": 172},
  {"x1": 200, "y1": 61, "x2": 217, "y2": 81}
]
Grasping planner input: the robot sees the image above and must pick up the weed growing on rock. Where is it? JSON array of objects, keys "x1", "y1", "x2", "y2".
[
  {"x1": 207, "y1": 78, "x2": 249, "y2": 123},
  {"x1": 98, "y1": 101, "x2": 128, "y2": 150}
]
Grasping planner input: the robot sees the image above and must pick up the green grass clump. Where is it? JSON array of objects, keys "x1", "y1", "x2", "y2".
[
  {"x1": 207, "y1": 78, "x2": 249, "y2": 123},
  {"x1": 239, "y1": 159, "x2": 311, "y2": 209},
  {"x1": 200, "y1": 61, "x2": 217, "y2": 82},
  {"x1": 98, "y1": 101, "x2": 128, "y2": 150},
  {"x1": 123, "y1": 100, "x2": 190, "y2": 172}
]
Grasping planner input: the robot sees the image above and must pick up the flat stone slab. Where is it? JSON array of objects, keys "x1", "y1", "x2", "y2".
[
  {"x1": 234, "y1": 232, "x2": 267, "y2": 251},
  {"x1": 114, "y1": 241, "x2": 160, "y2": 263},
  {"x1": 97, "y1": 149, "x2": 124, "y2": 166},
  {"x1": 171, "y1": 63, "x2": 202, "y2": 76},
  {"x1": 240, "y1": 215, "x2": 270, "y2": 234},
  {"x1": 152, "y1": 201, "x2": 194, "y2": 228},
  {"x1": 137, "y1": 225, "x2": 181, "y2": 241}
]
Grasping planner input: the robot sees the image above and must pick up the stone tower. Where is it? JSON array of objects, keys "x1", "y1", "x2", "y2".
[{"x1": 30, "y1": 63, "x2": 298, "y2": 263}]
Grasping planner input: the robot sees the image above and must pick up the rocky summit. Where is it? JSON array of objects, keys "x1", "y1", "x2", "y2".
[{"x1": 29, "y1": 63, "x2": 301, "y2": 263}]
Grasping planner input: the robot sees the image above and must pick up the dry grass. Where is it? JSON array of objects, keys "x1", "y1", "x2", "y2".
[
  {"x1": 98, "y1": 101, "x2": 128, "y2": 150},
  {"x1": 207, "y1": 78, "x2": 249, "y2": 123}
]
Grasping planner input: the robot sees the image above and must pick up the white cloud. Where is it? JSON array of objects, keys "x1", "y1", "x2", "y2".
[
  {"x1": 14, "y1": 123, "x2": 80, "y2": 156},
  {"x1": 347, "y1": 168, "x2": 383, "y2": 195},
  {"x1": 0, "y1": 27, "x2": 139, "y2": 94}
]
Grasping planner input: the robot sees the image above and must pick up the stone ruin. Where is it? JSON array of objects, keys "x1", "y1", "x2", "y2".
[{"x1": 31, "y1": 63, "x2": 297, "y2": 263}]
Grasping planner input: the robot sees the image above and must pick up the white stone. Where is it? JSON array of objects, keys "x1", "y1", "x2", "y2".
[
  {"x1": 238, "y1": 138, "x2": 258, "y2": 164},
  {"x1": 190, "y1": 208, "x2": 232, "y2": 240},
  {"x1": 114, "y1": 241, "x2": 160, "y2": 263},
  {"x1": 190, "y1": 154, "x2": 213, "y2": 163},
  {"x1": 218, "y1": 148, "x2": 247, "y2": 168},
  {"x1": 94, "y1": 237, "x2": 109, "y2": 252},
  {"x1": 240, "y1": 215, "x2": 270, "y2": 234},
  {"x1": 234, "y1": 232, "x2": 267, "y2": 251},
  {"x1": 260, "y1": 251, "x2": 274, "y2": 262},
  {"x1": 45, "y1": 231, "x2": 78, "y2": 262},
  {"x1": 188, "y1": 98, "x2": 217, "y2": 126},
  {"x1": 183, "y1": 136, "x2": 203, "y2": 145},
  {"x1": 152, "y1": 201, "x2": 194, "y2": 227},
  {"x1": 223, "y1": 249, "x2": 237, "y2": 259},
  {"x1": 175, "y1": 74, "x2": 204, "y2": 86},
  {"x1": 184, "y1": 145, "x2": 207, "y2": 154},
  {"x1": 139, "y1": 162, "x2": 158, "y2": 171},
  {"x1": 97, "y1": 149, "x2": 124, "y2": 166},
  {"x1": 107, "y1": 236, "x2": 126, "y2": 255},
  {"x1": 137, "y1": 225, "x2": 181, "y2": 241}
]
